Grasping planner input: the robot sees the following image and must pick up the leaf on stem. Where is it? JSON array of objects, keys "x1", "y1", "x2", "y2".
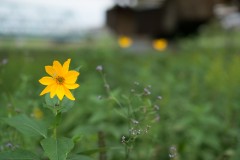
[
  {"x1": 0, "y1": 149, "x2": 40, "y2": 160},
  {"x1": 4, "y1": 114, "x2": 47, "y2": 138},
  {"x1": 41, "y1": 137, "x2": 74, "y2": 160}
]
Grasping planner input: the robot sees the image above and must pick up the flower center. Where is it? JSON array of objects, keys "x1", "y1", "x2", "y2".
[{"x1": 56, "y1": 76, "x2": 65, "y2": 85}]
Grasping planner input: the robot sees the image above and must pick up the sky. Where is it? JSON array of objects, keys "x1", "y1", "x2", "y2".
[{"x1": 4, "y1": 0, "x2": 114, "y2": 29}]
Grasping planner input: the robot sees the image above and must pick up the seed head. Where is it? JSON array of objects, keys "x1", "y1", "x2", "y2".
[
  {"x1": 144, "y1": 88, "x2": 151, "y2": 95},
  {"x1": 169, "y1": 146, "x2": 177, "y2": 159},
  {"x1": 104, "y1": 84, "x2": 110, "y2": 90},
  {"x1": 157, "y1": 96, "x2": 162, "y2": 100},
  {"x1": 130, "y1": 89, "x2": 135, "y2": 93},
  {"x1": 1, "y1": 58, "x2": 8, "y2": 65},
  {"x1": 134, "y1": 81, "x2": 139, "y2": 86},
  {"x1": 153, "y1": 105, "x2": 160, "y2": 110},
  {"x1": 131, "y1": 119, "x2": 139, "y2": 125},
  {"x1": 121, "y1": 136, "x2": 126, "y2": 143},
  {"x1": 96, "y1": 65, "x2": 103, "y2": 72}
]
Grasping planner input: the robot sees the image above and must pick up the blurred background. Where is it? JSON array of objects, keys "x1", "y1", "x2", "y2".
[{"x1": 1, "y1": 0, "x2": 240, "y2": 159}]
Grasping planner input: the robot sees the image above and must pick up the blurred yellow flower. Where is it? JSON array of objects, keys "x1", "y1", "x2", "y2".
[
  {"x1": 32, "y1": 107, "x2": 43, "y2": 120},
  {"x1": 153, "y1": 39, "x2": 168, "y2": 51},
  {"x1": 39, "y1": 59, "x2": 80, "y2": 101},
  {"x1": 118, "y1": 36, "x2": 132, "y2": 48}
]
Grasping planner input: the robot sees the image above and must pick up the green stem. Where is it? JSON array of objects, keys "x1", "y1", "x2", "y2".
[
  {"x1": 53, "y1": 101, "x2": 62, "y2": 139},
  {"x1": 125, "y1": 146, "x2": 130, "y2": 160},
  {"x1": 53, "y1": 111, "x2": 58, "y2": 139},
  {"x1": 53, "y1": 126, "x2": 57, "y2": 139},
  {"x1": 101, "y1": 72, "x2": 111, "y2": 95}
]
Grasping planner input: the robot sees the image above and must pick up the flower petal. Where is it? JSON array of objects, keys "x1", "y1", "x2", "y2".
[
  {"x1": 56, "y1": 85, "x2": 65, "y2": 100},
  {"x1": 64, "y1": 83, "x2": 80, "y2": 89},
  {"x1": 40, "y1": 59, "x2": 80, "y2": 100},
  {"x1": 63, "y1": 87, "x2": 75, "y2": 100},
  {"x1": 65, "y1": 71, "x2": 80, "y2": 84},
  {"x1": 39, "y1": 76, "x2": 54, "y2": 85},
  {"x1": 40, "y1": 84, "x2": 53, "y2": 96},
  {"x1": 53, "y1": 60, "x2": 63, "y2": 76},
  {"x1": 50, "y1": 84, "x2": 58, "y2": 98},
  {"x1": 45, "y1": 66, "x2": 56, "y2": 77},
  {"x1": 62, "y1": 59, "x2": 71, "y2": 75}
]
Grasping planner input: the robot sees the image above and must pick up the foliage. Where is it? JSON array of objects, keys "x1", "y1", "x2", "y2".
[{"x1": 0, "y1": 26, "x2": 240, "y2": 160}]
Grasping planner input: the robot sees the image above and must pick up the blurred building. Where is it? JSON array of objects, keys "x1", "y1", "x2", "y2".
[{"x1": 107, "y1": 0, "x2": 240, "y2": 38}]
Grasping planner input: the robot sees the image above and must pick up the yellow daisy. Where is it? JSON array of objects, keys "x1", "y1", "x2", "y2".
[
  {"x1": 39, "y1": 59, "x2": 80, "y2": 101},
  {"x1": 32, "y1": 107, "x2": 43, "y2": 120},
  {"x1": 118, "y1": 35, "x2": 132, "y2": 48},
  {"x1": 153, "y1": 38, "x2": 168, "y2": 51}
]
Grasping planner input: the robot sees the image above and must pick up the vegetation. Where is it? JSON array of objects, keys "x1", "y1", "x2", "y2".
[{"x1": 0, "y1": 24, "x2": 240, "y2": 160}]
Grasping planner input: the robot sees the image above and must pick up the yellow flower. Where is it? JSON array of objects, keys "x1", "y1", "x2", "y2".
[
  {"x1": 152, "y1": 39, "x2": 168, "y2": 51},
  {"x1": 32, "y1": 107, "x2": 43, "y2": 120},
  {"x1": 39, "y1": 59, "x2": 80, "y2": 101},
  {"x1": 118, "y1": 36, "x2": 132, "y2": 48}
]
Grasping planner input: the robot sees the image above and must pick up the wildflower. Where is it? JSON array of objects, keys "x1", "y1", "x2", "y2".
[
  {"x1": 157, "y1": 96, "x2": 162, "y2": 100},
  {"x1": 121, "y1": 136, "x2": 126, "y2": 143},
  {"x1": 130, "y1": 89, "x2": 135, "y2": 93},
  {"x1": 32, "y1": 107, "x2": 43, "y2": 119},
  {"x1": 153, "y1": 114, "x2": 160, "y2": 122},
  {"x1": 144, "y1": 88, "x2": 151, "y2": 95},
  {"x1": 96, "y1": 65, "x2": 103, "y2": 72},
  {"x1": 131, "y1": 119, "x2": 139, "y2": 125},
  {"x1": 5, "y1": 142, "x2": 13, "y2": 149},
  {"x1": 104, "y1": 84, "x2": 110, "y2": 90},
  {"x1": 169, "y1": 145, "x2": 177, "y2": 159},
  {"x1": 153, "y1": 104, "x2": 160, "y2": 110},
  {"x1": 1, "y1": 58, "x2": 8, "y2": 65},
  {"x1": 133, "y1": 81, "x2": 139, "y2": 86},
  {"x1": 118, "y1": 35, "x2": 132, "y2": 48},
  {"x1": 39, "y1": 59, "x2": 80, "y2": 100},
  {"x1": 152, "y1": 38, "x2": 168, "y2": 51},
  {"x1": 97, "y1": 95, "x2": 102, "y2": 100}
]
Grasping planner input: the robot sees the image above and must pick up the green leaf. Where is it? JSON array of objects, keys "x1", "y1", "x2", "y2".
[
  {"x1": 0, "y1": 149, "x2": 40, "y2": 160},
  {"x1": 72, "y1": 134, "x2": 83, "y2": 144},
  {"x1": 45, "y1": 93, "x2": 59, "y2": 107},
  {"x1": 41, "y1": 137, "x2": 74, "y2": 160},
  {"x1": 67, "y1": 155, "x2": 93, "y2": 160},
  {"x1": 4, "y1": 114, "x2": 47, "y2": 138},
  {"x1": 43, "y1": 93, "x2": 59, "y2": 114},
  {"x1": 44, "y1": 93, "x2": 75, "y2": 113},
  {"x1": 74, "y1": 66, "x2": 82, "y2": 72},
  {"x1": 59, "y1": 97, "x2": 75, "y2": 112},
  {"x1": 78, "y1": 147, "x2": 108, "y2": 156}
]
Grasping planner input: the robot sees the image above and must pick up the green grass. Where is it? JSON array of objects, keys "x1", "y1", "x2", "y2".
[{"x1": 0, "y1": 25, "x2": 240, "y2": 160}]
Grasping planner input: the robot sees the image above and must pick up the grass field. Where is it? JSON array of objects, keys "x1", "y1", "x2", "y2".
[{"x1": 0, "y1": 24, "x2": 240, "y2": 160}]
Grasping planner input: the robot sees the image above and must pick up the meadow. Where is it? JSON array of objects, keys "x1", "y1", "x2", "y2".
[{"x1": 0, "y1": 24, "x2": 240, "y2": 160}]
